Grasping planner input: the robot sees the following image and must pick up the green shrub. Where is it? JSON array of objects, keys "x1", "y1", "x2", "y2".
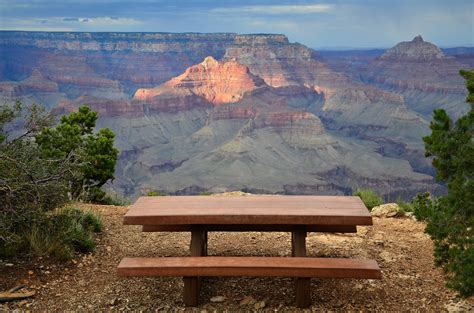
[
  {"x1": 147, "y1": 191, "x2": 168, "y2": 196},
  {"x1": 412, "y1": 192, "x2": 435, "y2": 221},
  {"x1": 198, "y1": 191, "x2": 213, "y2": 196},
  {"x1": 36, "y1": 105, "x2": 118, "y2": 203},
  {"x1": 0, "y1": 102, "x2": 107, "y2": 259},
  {"x1": 353, "y1": 189, "x2": 383, "y2": 209},
  {"x1": 25, "y1": 208, "x2": 103, "y2": 260},
  {"x1": 99, "y1": 193, "x2": 130, "y2": 206},
  {"x1": 1, "y1": 102, "x2": 76, "y2": 256},
  {"x1": 395, "y1": 197, "x2": 414, "y2": 216},
  {"x1": 419, "y1": 69, "x2": 474, "y2": 297}
]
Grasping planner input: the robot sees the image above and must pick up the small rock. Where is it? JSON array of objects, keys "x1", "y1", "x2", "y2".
[
  {"x1": 240, "y1": 296, "x2": 255, "y2": 305},
  {"x1": 398, "y1": 274, "x2": 412, "y2": 280},
  {"x1": 334, "y1": 300, "x2": 344, "y2": 308},
  {"x1": 371, "y1": 203, "x2": 401, "y2": 218},
  {"x1": 446, "y1": 300, "x2": 474, "y2": 313},
  {"x1": 210, "y1": 296, "x2": 226, "y2": 303},
  {"x1": 254, "y1": 301, "x2": 265, "y2": 309},
  {"x1": 5, "y1": 263, "x2": 13, "y2": 267},
  {"x1": 380, "y1": 251, "x2": 396, "y2": 263},
  {"x1": 28, "y1": 270, "x2": 34, "y2": 275},
  {"x1": 18, "y1": 300, "x2": 28, "y2": 307},
  {"x1": 110, "y1": 298, "x2": 119, "y2": 306}
]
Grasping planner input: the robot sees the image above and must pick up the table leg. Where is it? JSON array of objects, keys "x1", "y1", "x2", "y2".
[
  {"x1": 292, "y1": 228, "x2": 311, "y2": 308},
  {"x1": 203, "y1": 231, "x2": 208, "y2": 256},
  {"x1": 183, "y1": 228, "x2": 206, "y2": 306}
]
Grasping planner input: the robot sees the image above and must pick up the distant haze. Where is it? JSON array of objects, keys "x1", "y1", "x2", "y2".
[{"x1": 0, "y1": 0, "x2": 472, "y2": 48}]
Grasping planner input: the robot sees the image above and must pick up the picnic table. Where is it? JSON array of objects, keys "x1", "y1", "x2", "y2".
[{"x1": 118, "y1": 195, "x2": 381, "y2": 308}]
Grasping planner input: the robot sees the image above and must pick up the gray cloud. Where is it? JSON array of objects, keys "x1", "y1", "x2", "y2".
[
  {"x1": 0, "y1": 0, "x2": 472, "y2": 48},
  {"x1": 212, "y1": 4, "x2": 333, "y2": 15}
]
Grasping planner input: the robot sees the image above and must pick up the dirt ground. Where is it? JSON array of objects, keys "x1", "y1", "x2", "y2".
[{"x1": 1, "y1": 204, "x2": 473, "y2": 312}]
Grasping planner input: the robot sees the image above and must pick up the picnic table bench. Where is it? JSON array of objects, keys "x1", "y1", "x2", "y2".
[{"x1": 118, "y1": 195, "x2": 381, "y2": 308}]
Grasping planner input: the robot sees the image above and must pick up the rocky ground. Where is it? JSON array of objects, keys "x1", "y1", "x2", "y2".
[{"x1": 1, "y1": 203, "x2": 473, "y2": 312}]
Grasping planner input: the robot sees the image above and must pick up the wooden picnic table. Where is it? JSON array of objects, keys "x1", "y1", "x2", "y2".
[{"x1": 118, "y1": 195, "x2": 381, "y2": 308}]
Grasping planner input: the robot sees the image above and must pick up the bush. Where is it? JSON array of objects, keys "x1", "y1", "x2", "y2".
[
  {"x1": 353, "y1": 189, "x2": 383, "y2": 209},
  {"x1": 1, "y1": 103, "x2": 76, "y2": 254},
  {"x1": 394, "y1": 198, "x2": 414, "y2": 217},
  {"x1": 147, "y1": 190, "x2": 168, "y2": 196},
  {"x1": 0, "y1": 102, "x2": 106, "y2": 260},
  {"x1": 98, "y1": 193, "x2": 130, "y2": 206},
  {"x1": 36, "y1": 105, "x2": 118, "y2": 203},
  {"x1": 412, "y1": 192, "x2": 435, "y2": 221},
  {"x1": 420, "y1": 69, "x2": 474, "y2": 297},
  {"x1": 198, "y1": 191, "x2": 213, "y2": 196},
  {"x1": 25, "y1": 208, "x2": 103, "y2": 260}
]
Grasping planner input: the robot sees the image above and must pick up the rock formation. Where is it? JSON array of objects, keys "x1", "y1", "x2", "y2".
[
  {"x1": 0, "y1": 69, "x2": 58, "y2": 98},
  {"x1": 1, "y1": 31, "x2": 469, "y2": 199},
  {"x1": 134, "y1": 56, "x2": 265, "y2": 105},
  {"x1": 379, "y1": 35, "x2": 445, "y2": 60},
  {"x1": 362, "y1": 35, "x2": 468, "y2": 118}
]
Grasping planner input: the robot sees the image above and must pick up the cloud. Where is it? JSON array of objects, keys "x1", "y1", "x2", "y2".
[
  {"x1": 212, "y1": 4, "x2": 333, "y2": 15},
  {"x1": 60, "y1": 16, "x2": 140, "y2": 25},
  {"x1": 83, "y1": 17, "x2": 140, "y2": 26}
]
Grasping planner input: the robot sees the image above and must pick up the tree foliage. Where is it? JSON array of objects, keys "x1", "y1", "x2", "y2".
[
  {"x1": 0, "y1": 102, "x2": 76, "y2": 251},
  {"x1": 36, "y1": 106, "x2": 118, "y2": 202},
  {"x1": 419, "y1": 69, "x2": 474, "y2": 296},
  {"x1": 1, "y1": 103, "x2": 110, "y2": 258}
]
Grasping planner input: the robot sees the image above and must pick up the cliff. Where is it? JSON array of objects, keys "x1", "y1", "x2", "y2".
[
  {"x1": 379, "y1": 35, "x2": 445, "y2": 60},
  {"x1": 134, "y1": 56, "x2": 266, "y2": 105},
  {"x1": 2, "y1": 31, "x2": 467, "y2": 198},
  {"x1": 364, "y1": 36, "x2": 466, "y2": 94}
]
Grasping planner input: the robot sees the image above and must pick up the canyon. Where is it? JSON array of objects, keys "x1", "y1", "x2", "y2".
[{"x1": 0, "y1": 31, "x2": 471, "y2": 199}]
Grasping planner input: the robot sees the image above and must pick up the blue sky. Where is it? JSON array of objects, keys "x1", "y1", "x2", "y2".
[{"x1": 0, "y1": 0, "x2": 473, "y2": 48}]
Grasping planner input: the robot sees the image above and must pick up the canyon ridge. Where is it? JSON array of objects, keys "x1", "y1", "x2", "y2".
[{"x1": 1, "y1": 32, "x2": 471, "y2": 199}]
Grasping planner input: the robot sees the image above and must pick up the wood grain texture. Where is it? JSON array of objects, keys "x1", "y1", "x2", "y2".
[
  {"x1": 117, "y1": 257, "x2": 382, "y2": 279},
  {"x1": 124, "y1": 196, "x2": 372, "y2": 226},
  {"x1": 183, "y1": 228, "x2": 206, "y2": 306},
  {"x1": 141, "y1": 224, "x2": 357, "y2": 233},
  {"x1": 292, "y1": 228, "x2": 311, "y2": 308}
]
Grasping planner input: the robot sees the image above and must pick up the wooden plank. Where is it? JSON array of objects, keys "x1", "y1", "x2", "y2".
[
  {"x1": 117, "y1": 257, "x2": 382, "y2": 279},
  {"x1": 183, "y1": 228, "x2": 206, "y2": 306},
  {"x1": 292, "y1": 227, "x2": 311, "y2": 308},
  {"x1": 124, "y1": 196, "x2": 372, "y2": 226},
  {"x1": 142, "y1": 224, "x2": 357, "y2": 233}
]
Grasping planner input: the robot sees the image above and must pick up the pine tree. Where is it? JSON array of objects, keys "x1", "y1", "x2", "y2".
[
  {"x1": 36, "y1": 106, "x2": 118, "y2": 201},
  {"x1": 420, "y1": 69, "x2": 473, "y2": 296}
]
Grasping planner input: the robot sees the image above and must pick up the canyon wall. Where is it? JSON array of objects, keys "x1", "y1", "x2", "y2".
[{"x1": 1, "y1": 31, "x2": 470, "y2": 199}]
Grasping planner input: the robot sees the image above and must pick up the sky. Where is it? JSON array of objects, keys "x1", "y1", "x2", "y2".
[{"x1": 0, "y1": 0, "x2": 473, "y2": 49}]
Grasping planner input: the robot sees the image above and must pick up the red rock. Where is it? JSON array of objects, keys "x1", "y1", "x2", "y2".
[{"x1": 134, "y1": 56, "x2": 265, "y2": 105}]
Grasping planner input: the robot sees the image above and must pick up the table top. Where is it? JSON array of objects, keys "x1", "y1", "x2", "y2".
[{"x1": 123, "y1": 195, "x2": 372, "y2": 226}]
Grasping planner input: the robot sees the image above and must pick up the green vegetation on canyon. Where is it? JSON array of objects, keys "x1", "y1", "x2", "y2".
[
  {"x1": 415, "y1": 69, "x2": 473, "y2": 297},
  {"x1": 36, "y1": 105, "x2": 118, "y2": 203},
  {"x1": 0, "y1": 103, "x2": 115, "y2": 259}
]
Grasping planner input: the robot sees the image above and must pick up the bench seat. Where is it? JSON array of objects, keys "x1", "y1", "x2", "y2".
[
  {"x1": 141, "y1": 224, "x2": 357, "y2": 233},
  {"x1": 118, "y1": 256, "x2": 381, "y2": 279}
]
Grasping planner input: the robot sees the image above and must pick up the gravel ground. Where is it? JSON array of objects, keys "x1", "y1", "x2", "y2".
[{"x1": 1, "y1": 204, "x2": 473, "y2": 312}]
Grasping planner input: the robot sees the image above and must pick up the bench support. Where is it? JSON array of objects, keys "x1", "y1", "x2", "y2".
[
  {"x1": 183, "y1": 227, "x2": 207, "y2": 306},
  {"x1": 292, "y1": 228, "x2": 311, "y2": 308}
]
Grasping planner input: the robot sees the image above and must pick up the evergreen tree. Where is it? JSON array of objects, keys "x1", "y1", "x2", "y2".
[
  {"x1": 420, "y1": 69, "x2": 473, "y2": 296},
  {"x1": 36, "y1": 106, "x2": 118, "y2": 201}
]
